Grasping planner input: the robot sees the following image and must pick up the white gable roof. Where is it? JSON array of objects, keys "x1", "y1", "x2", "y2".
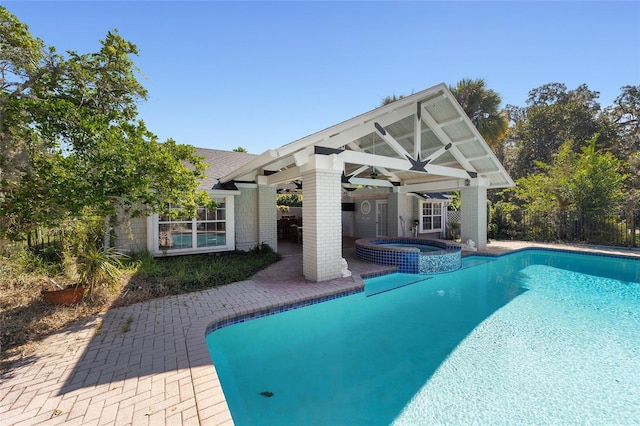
[{"x1": 222, "y1": 83, "x2": 514, "y2": 191}]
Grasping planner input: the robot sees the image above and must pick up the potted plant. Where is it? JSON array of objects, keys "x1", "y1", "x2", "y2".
[{"x1": 41, "y1": 245, "x2": 127, "y2": 304}]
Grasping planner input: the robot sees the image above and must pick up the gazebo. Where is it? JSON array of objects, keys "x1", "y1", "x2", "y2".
[{"x1": 221, "y1": 83, "x2": 514, "y2": 281}]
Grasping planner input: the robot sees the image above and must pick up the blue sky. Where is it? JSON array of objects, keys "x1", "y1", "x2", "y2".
[{"x1": 4, "y1": 1, "x2": 639, "y2": 154}]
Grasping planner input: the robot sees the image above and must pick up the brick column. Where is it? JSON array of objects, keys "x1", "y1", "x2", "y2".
[
  {"x1": 460, "y1": 178, "x2": 490, "y2": 250},
  {"x1": 301, "y1": 155, "x2": 347, "y2": 281}
]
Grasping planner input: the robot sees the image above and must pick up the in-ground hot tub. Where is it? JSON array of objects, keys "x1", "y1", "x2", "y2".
[{"x1": 355, "y1": 238, "x2": 462, "y2": 274}]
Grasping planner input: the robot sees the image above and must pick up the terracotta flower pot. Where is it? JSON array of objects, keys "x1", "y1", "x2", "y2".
[{"x1": 41, "y1": 286, "x2": 85, "y2": 305}]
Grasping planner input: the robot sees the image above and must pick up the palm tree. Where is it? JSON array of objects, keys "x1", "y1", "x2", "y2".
[
  {"x1": 449, "y1": 78, "x2": 507, "y2": 149},
  {"x1": 380, "y1": 94, "x2": 406, "y2": 106}
]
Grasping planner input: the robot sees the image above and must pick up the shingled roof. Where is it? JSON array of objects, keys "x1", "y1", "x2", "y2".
[{"x1": 194, "y1": 148, "x2": 257, "y2": 190}]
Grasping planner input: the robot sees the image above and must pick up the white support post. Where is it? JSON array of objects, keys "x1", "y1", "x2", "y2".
[{"x1": 460, "y1": 178, "x2": 490, "y2": 250}]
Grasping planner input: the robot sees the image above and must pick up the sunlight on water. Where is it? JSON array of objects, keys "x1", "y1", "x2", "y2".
[
  {"x1": 393, "y1": 264, "x2": 640, "y2": 425},
  {"x1": 206, "y1": 250, "x2": 640, "y2": 425}
]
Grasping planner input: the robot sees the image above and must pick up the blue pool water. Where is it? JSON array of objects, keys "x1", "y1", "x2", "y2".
[{"x1": 206, "y1": 250, "x2": 640, "y2": 425}]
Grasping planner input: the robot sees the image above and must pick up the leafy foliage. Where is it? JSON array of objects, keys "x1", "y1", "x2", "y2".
[
  {"x1": 506, "y1": 83, "x2": 612, "y2": 179},
  {"x1": 0, "y1": 7, "x2": 210, "y2": 241},
  {"x1": 604, "y1": 85, "x2": 640, "y2": 158},
  {"x1": 569, "y1": 138, "x2": 626, "y2": 212},
  {"x1": 277, "y1": 193, "x2": 302, "y2": 207},
  {"x1": 503, "y1": 136, "x2": 625, "y2": 214},
  {"x1": 76, "y1": 246, "x2": 128, "y2": 298}
]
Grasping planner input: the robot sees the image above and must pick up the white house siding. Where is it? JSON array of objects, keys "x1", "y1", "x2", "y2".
[
  {"x1": 388, "y1": 192, "x2": 415, "y2": 238},
  {"x1": 114, "y1": 215, "x2": 147, "y2": 253},
  {"x1": 460, "y1": 180, "x2": 489, "y2": 249},
  {"x1": 353, "y1": 198, "x2": 378, "y2": 238},
  {"x1": 341, "y1": 209, "x2": 355, "y2": 237},
  {"x1": 257, "y1": 184, "x2": 277, "y2": 251},
  {"x1": 234, "y1": 184, "x2": 259, "y2": 251}
]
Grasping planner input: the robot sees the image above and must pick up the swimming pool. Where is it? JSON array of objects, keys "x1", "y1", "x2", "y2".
[{"x1": 206, "y1": 249, "x2": 640, "y2": 425}]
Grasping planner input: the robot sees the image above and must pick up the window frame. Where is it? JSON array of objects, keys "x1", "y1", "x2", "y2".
[
  {"x1": 148, "y1": 193, "x2": 236, "y2": 256},
  {"x1": 419, "y1": 200, "x2": 444, "y2": 233}
]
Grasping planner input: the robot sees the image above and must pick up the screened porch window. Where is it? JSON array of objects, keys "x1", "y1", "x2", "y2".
[
  {"x1": 420, "y1": 201, "x2": 443, "y2": 232},
  {"x1": 158, "y1": 199, "x2": 227, "y2": 251}
]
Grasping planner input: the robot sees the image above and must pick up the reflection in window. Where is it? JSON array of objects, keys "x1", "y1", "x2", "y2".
[{"x1": 158, "y1": 199, "x2": 227, "y2": 250}]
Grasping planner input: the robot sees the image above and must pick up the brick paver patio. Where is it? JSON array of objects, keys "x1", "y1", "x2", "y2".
[{"x1": 1, "y1": 241, "x2": 638, "y2": 425}]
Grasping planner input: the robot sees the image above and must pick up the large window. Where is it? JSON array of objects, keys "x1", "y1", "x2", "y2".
[
  {"x1": 420, "y1": 201, "x2": 443, "y2": 232},
  {"x1": 157, "y1": 197, "x2": 228, "y2": 252}
]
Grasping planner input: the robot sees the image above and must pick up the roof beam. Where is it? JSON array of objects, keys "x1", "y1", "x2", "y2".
[
  {"x1": 324, "y1": 103, "x2": 417, "y2": 149},
  {"x1": 220, "y1": 149, "x2": 279, "y2": 183},
  {"x1": 438, "y1": 116, "x2": 465, "y2": 127},
  {"x1": 424, "y1": 142, "x2": 452, "y2": 163},
  {"x1": 452, "y1": 136, "x2": 478, "y2": 146},
  {"x1": 339, "y1": 150, "x2": 471, "y2": 180},
  {"x1": 293, "y1": 146, "x2": 315, "y2": 167},
  {"x1": 398, "y1": 178, "x2": 466, "y2": 193},
  {"x1": 347, "y1": 165, "x2": 370, "y2": 178},
  {"x1": 420, "y1": 93, "x2": 447, "y2": 107},
  {"x1": 348, "y1": 177, "x2": 394, "y2": 187},
  {"x1": 374, "y1": 122, "x2": 412, "y2": 159},
  {"x1": 346, "y1": 141, "x2": 399, "y2": 181},
  {"x1": 265, "y1": 165, "x2": 303, "y2": 185},
  {"x1": 466, "y1": 153, "x2": 491, "y2": 162},
  {"x1": 262, "y1": 156, "x2": 297, "y2": 172},
  {"x1": 482, "y1": 169, "x2": 504, "y2": 175},
  {"x1": 420, "y1": 105, "x2": 477, "y2": 173},
  {"x1": 414, "y1": 104, "x2": 422, "y2": 159}
]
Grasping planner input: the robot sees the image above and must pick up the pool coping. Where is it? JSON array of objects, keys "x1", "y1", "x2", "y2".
[{"x1": 355, "y1": 237, "x2": 462, "y2": 254}]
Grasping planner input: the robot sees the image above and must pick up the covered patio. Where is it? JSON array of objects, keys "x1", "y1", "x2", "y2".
[{"x1": 222, "y1": 83, "x2": 513, "y2": 281}]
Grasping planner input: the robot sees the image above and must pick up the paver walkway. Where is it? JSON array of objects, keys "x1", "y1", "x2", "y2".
[{"x1": 1, "y1": 241, "x2": 639, "y2": 425}]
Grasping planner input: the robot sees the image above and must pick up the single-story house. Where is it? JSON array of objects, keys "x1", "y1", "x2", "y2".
[{"x1": 115, "y1": 83, "x2": 514, "y2": 281}]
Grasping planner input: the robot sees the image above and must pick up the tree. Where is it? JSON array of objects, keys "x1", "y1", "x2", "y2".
[
  {"x1": 569, "y1": 137, "x2": 626, "y2": 212},
  {"x1": 508, "y1": 83, "x2": 608, "y2": 179},
  {"x1": 506, "y1": 136, "x2": 625, "y2": 213},
  {"x1": 232, "y1": 146, "x2": 248, "y2": 153},
  {"x1": 0, "y1": 7, "x2": 210, "y2": 241},
  {"x1": 605, "y1": 85, "x2": 640, "y2": 158},
  {"x1": 277, "y1": 193, "x2": 302, "y2": 207},
  {"x1": 0, "y1": 7, "x2": 52, "y2": 200},
  {"x1": 603, "y1": 85, "x2": 640, "y2": 208},
  {"x1": 449, "y1": 78, "x2": 507, "y2": 150},
  {"x1": 379, "y1": 80, "x2": 508, "y2": 155},
  {"x1": 380, "y1": 94, "x2": 406, "y2": 106},
  {"x1": 509, "y1": 140, "x2": 576, "y2": 212}
]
